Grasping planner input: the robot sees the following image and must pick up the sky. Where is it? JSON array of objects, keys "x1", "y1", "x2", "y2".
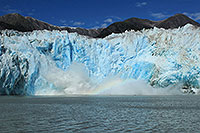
[{"x1": 0, "y1": 0, "x2": 200, "y2": 29}]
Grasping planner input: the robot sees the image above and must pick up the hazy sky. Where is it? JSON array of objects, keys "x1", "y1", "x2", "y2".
[{"x1": 0, "y1": 0, "x2": 200, "y2": 28}]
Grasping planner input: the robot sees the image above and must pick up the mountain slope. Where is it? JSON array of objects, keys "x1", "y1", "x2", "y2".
[
  {"x1": 155, "y1": 14, "x2": 200, "y2": 29},
  {"x1": 0, "y1": 13, "x2": 59, "y2": 31},
  {"x1": 96, "y1": 18, "x2": 155, "y2": 38},
  {"x1": 0, "y1": 13, "x2": 102, "y2": 37},
  {"x1": 97, "y1": 14, "x2": 200, "y2": 38},
  {"x1": 0, "y1": 13, "x2": 200, "y2": 38}
]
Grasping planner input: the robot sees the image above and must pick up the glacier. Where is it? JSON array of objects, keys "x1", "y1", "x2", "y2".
[{"x1": 0, "y1": 24, "x2": 200, "y2": 95}]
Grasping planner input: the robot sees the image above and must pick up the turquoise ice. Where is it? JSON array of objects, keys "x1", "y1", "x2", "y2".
[{"x1": 0, "y1": 24, "x2": 200, "y2": 95}]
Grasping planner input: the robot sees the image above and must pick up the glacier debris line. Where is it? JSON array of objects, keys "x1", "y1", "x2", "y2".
[{"x1": 0, "y1": 24, "x2": 200, "y2": 95}]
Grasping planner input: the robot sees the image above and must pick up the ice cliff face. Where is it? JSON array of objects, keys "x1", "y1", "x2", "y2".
[{"x1": 0, "y1": 24, "x2": 200, "y2": 95}]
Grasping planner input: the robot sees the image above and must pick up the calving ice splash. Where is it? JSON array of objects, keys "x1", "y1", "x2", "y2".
[{"x1": 0, "y1": 24, "x2": 200, "y2": 95}]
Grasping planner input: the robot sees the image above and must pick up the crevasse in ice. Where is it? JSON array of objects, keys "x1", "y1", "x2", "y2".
[{"x1": 0, "y1": 24, "x2": 200, "y2": 95}]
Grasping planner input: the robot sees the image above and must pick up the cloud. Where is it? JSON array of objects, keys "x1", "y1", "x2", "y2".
[
  {"x1": 2, "y1": 5, "x2": 22, "y2": 14},
  {"x1": 136, "y1": 2, "x2": 147, "y2": 7},
  {"x1": 2, "y1": 5, "x2": 35, "y2": 17},
  {"x1": 59, "y1": 19, "x2": 68, "y2": 26},
  {"x1": 73, "y1": 21, "x2": 85, "y2": 26},
  {"x1": 92, "y1": 26, "x2": 100, "y2": 29},
  {"x1": 151, "y1": 13, "x2": 170, "y2": 19},
  {"x1": 92, "y1": 16, "x2": 121, "y2": 29},
  {"x1": 104, "y1": 18, "x2": 113, "y2": 23},
  {"x1": 183, "y1": 12, "x2": 200, "y2": 21},
  {"x1": 27, "y1": 12, "x2": 34, "y2": 16},
  {"x1": 101, "y1": 23, "x2": 108, "y2": 28},
  {"x1": 60, "y1": 19, "x2": 67, "y2": 23},
  {"x1": 92, "y1": 21, "x2": 108, "y2": 29},
  {"x1": 110, "y1": 16, "x2": 121, "y2": 20},
  {"x1": 27, "y1": 9, "x2": 35, "y2": 16}
]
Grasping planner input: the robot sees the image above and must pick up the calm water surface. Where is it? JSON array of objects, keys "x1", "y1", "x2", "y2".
[{"x1": 0, "y1": 95, "x2": 200, "y2": 132}]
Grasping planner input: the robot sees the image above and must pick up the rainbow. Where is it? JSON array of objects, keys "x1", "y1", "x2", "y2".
[{"x1": 89, "y1": 78, "x2": 123, "y2": 95}]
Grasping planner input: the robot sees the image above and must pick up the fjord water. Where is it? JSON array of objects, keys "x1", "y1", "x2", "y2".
[{"x1": 0, "y1": 95, "x2": 200, "y2": 132}]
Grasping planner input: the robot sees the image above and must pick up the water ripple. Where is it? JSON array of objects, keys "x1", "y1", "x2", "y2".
[{"x1": 0, "y1": 96, "x2": 200, "y2": 132}]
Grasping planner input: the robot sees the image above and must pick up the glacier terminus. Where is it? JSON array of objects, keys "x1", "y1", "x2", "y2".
[{"x1": 0, "y1": 24, "x2": 200, "y2": 95}]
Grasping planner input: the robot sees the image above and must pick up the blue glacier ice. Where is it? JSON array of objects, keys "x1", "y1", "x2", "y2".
[{"x1": 0, "y1": 24, "x2": 200, "y2": 95}]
